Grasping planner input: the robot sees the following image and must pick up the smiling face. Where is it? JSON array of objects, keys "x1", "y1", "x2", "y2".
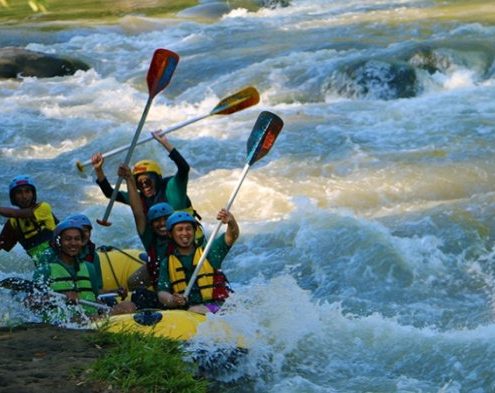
[
  {"x1": 12, "y1": 186, "x2": 35, "y2": 208},
  {"x1": 59, "y1": 228, "x2": 83, "y2": 261},
  {"x1": 170, "y1": 222, "x2": 195, "y2": 252},
  {"x1": 151, "y1": 216, "x2": 168, "y2": 238},
  {"x1": 136, "y1": 174, "x2": 156, "y2": 198}
]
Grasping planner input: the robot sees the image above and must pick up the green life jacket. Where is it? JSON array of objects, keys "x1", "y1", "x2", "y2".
[{"x1": 48, "y1": 261, "x2": 97, "y2": 315}]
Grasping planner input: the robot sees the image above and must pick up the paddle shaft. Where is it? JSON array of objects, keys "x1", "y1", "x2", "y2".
[
  {"x1": 184, "y1": 163, "x2": 250, "y2": 298},
  {"x1": 48, "y1": 290, "x2": 111, "y2": 311},
  {"x1": 98, "y1": 96, "x2": 153, "y2": 225},
  {"x1": 77, "y1": 112, "x2": 210, "y2": 171}
]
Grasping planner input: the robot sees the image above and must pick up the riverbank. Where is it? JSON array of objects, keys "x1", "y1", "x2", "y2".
[
  {"x1": 0, "y1": 323, "x2": 207, "y2": 393},
  {"x1": 0, "y1": 324, "x2": 104, "y2": 393},
  {"x1": 0, "y1": 0, "x2": 198, "y2": 25}
]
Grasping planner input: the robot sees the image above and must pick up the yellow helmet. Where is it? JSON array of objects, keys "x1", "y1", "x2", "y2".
[{"x1": 132, "y1": 160, "x2": 162, "y2": 177}]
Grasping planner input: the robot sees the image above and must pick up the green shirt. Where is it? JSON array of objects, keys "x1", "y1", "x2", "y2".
[
  {"x1": 79, "y1": 244, "x2": 103, "y2": 291},
  {"x1": 157, "y1": 234, "x2": 231, "y2": 305},
  {"x1": 139, "y1": 225, "x2": 170, "y2": 262}
]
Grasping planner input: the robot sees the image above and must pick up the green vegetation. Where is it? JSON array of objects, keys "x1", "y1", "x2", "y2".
[
  {"x1": 0, "y1": 0, "x2": 198, "y2": 25},
  {"x1": 87, "y1": 329, "x2": 208, "y2": 393}
]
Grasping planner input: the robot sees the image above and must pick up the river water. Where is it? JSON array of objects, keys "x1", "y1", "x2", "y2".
[{"x1": 1, "y1": 0, "x2": 495, "y2": 391}]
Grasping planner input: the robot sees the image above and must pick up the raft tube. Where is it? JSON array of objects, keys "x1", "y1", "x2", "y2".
[
  {"x1": 97, "y1": 247, "x2": 145, "y2": 292},
  {"x1": 97, "y1": 309, "x2": 246, "y2": 348}
]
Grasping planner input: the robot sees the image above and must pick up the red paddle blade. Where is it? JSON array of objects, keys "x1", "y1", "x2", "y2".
[
  {"x1": 247, "y1": 111, "x2": 284, "y2": 166},
  {"x1": 147, "y1": 49, "x2": 179, "y2": 98}
]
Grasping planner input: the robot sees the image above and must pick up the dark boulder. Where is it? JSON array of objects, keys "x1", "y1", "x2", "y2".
[
  {"x1": 0, "y1": 47, "x2": 90, "y2": 79},
  {"x1": 329, "y1": 60, "x2": 418, "y2": 100},
  {"x1": 258, "y1": 0, "x2": 291, "y2": 8},
  {"x1": 350, "y1": 60, "x2": 417, "y2": 99}
]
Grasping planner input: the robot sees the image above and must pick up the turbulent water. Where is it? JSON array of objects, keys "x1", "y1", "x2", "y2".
[{"x1": 1, "y1": 0, "x2": 495, "y2": 391}]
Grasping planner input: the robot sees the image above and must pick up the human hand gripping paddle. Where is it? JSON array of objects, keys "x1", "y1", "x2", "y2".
[
  {"x1": 0, "y1": 277, "x2": 111, "y2": 312},
  {"x1": 97, "y1": 48, "x2": 179, "y2": 226},
  {"x1": 75, "y1": 86, "x2": 260, "y2": 172},
  {"x1": 183, "y1": 111, "x2": 284, "y2": 298}
]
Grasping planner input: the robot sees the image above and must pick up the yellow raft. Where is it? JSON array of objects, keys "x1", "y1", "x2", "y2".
[{"x1": 97, "y1": 247, "x2": 144, "y2": 292}]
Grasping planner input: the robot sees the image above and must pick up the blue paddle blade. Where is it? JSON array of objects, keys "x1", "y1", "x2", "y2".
[
  {"x1": 147, "y1": 49, "x2": 180, "y2": 98},
  {"x1": 246, "y1": 111, "x2": 284, "y2": 165}
]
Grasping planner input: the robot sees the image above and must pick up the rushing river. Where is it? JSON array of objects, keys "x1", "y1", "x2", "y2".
[{"x1": 1, "y1": 0, "x2": 495, "y2": 391}]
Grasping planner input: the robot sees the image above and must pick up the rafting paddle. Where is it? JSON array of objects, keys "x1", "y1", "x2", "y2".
[
  {"x1": 97, "y1": 48, "x2": 179, "y2": 226},
  {"x1": 0, "y1": 277, "x2": 111, "y2": 312},
  {"x1": 183, "y1": 111, "x2": 284, "y2": 298},
  {"x1": 75, "y1": 86, "x2": 260, "y2": 172}
]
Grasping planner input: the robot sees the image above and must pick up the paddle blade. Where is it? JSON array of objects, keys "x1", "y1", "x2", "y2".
[
  {"x1": 246, "y1": 111, "x2": 284, "y2": 165},
  {"x1": 0, "y1": 277, "x2": 35, "y2": 292},
  {"x1": 147, "y1": 49, "x2": 179, "y2": 98},
  {"x1": 211, "y1": 86, "x2": 260, "y2": 115}
]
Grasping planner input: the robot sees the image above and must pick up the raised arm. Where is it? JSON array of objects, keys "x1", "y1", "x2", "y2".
[
  {"x1": 217, "y1": 208, "x2": 239, "y2": 246},
  {"x1": 91, "y1": 152, "x2": 106, "y2": 182},
  {"x1": 151, "y1": 131, "x2": 189, "y2": 178},
  {"x1": 92, "y1": 152, "x2": 128, "y2": 203},
  {"x1": 119, "y1": 164, "x2": 146, "y2": 235}
]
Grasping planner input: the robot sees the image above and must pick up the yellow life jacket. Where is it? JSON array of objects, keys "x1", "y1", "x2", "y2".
[
  {"x1": 168, "y1": 248, "x2": 215, "y2": 302},
  {"x1": 8, "y1": 202, "x2": 57, "y2": 254}
]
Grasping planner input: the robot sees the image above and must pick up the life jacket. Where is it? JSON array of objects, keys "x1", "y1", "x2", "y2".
[
  {"x1": 48, "y1": 261, "x2": 97, "y2": 314},
  {"x1": 167, "y1": 247, "x2": 231, "y2": 303},
  {"x1": 8, "y1": 203, "x2": 57, "y2": 255}
]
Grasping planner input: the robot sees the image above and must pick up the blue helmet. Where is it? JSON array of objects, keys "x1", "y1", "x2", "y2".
[
  {"x1": 166, "y1": 211, "x2": 196, "y2": 232},
  {"x1": 66, "y1": 213, "x2": 92, "y2": 229},
  {"x1": 147, "y1": 202, "x2": 174, "y2": 222},
  {"x1": 9, "y1": 175, "x2": 37, "y2": 206},
  {"x1": 53, "y1": 219, "x2": 84, "y2": 239}
]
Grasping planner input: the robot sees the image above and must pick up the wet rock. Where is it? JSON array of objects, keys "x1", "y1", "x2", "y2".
[
  {"x1": 0, "y1": 47, "x2": 90, "y2": 79},
  {"x1": 331, "y1": 60, "x2": 418, "y2": 100},
  {"x1": 409, "y1": 47, "x2": 449, "y2": 74},
  {"x1": 258, "y1": 0, "x2": 291, "y2": 8}
]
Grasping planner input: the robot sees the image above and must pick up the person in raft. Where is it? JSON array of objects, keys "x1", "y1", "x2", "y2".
[
  {"x1": 34, "y1": 219, "x2": 134, "y2": 323},
  {"x1": 63, "y1": 213, "x2": 114, "y2": 296},
  {"x1": 157, "y1": 210, "x2": 239, "y2": 314},
  {"x1": 91, "y1": 131, "x2": 201, "y2": 223},
  {"x1": 66, "y1": 213, "x2": 128, "y2": 300},
  {"x1": 120, "y1": 163, "x2": 175, "y2": 309},
  {"x1": 0, "y1": 175, "x2": 58, "y2": 265}
]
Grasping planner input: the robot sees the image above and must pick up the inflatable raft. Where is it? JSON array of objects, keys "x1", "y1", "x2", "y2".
[{"x1": 97, "y1": 247, "x2": 145, "y2": 292}]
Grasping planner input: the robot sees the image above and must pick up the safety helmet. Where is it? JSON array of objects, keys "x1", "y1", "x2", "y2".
[
  {"x1": 9, "y1": 175, "x2": 37, "y2": 206},
  {"x1": 147, "y1": 202, "x2": 174, "y2": 222},
  {"x1": 53, "y1": 219, "x2": 84, "y2": 239},
  {"x1": 166, "y1": 211, "x2": 196, "y2": 232},
  {"x1": 66, "y1": 213, "x2": 92, "y2": 229},
  {"x1": 132, "y1": 160, "x2": 162, "y2": 177}
]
